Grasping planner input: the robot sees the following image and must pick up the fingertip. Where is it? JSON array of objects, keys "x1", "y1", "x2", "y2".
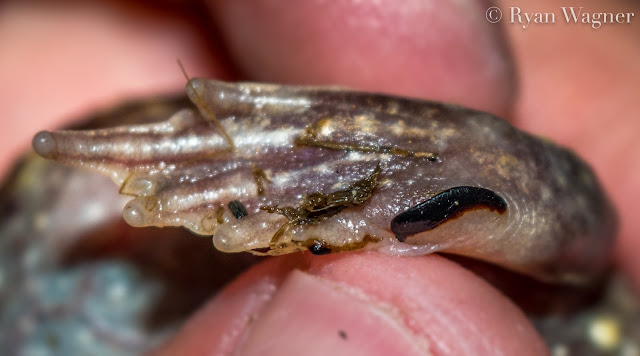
[
  {"x1": 208, "y1": 0, "x2": 515, "y2": 116},
  {"x1": 152, "y1": 253, "x2": 548, "y2": 355},
  {"x1": 307, "y1": 253, "x2": 549, "y2": 355}
]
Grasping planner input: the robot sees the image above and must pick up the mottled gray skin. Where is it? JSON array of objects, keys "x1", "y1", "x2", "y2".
[{"x1": 33, "y1": 79, "x2": 616, "y2": 286}]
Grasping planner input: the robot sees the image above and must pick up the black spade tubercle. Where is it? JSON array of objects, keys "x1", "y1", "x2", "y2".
[{"x1": 391, "y1": 186, "x2": 507, "y2": 242}]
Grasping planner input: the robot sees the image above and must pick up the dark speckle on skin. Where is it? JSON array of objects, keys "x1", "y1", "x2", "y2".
[
  {"x1": 308, "y1": 240, "x2": 332, "y2": 255},
  {"x1": 228, "y1": 200, "x2": 248, "y2": 219}
]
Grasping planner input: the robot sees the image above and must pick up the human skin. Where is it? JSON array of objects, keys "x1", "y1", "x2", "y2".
[{"x1": 1, "y1": 0, "x2": 638, "y2": 355}]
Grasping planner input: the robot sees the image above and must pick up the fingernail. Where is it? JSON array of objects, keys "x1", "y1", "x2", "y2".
[{"x1": 233, "y1": 270, "x2": 427, "y2": 356}]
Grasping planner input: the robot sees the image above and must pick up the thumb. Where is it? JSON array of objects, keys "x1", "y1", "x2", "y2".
[{"x1": 150, "y1": 253, "x2": 547, "y2": 355}]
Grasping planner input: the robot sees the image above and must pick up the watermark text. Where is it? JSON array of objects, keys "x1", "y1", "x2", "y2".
[{"x1": 486, "y1": 6, "x2": 635, "y2": 29}]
